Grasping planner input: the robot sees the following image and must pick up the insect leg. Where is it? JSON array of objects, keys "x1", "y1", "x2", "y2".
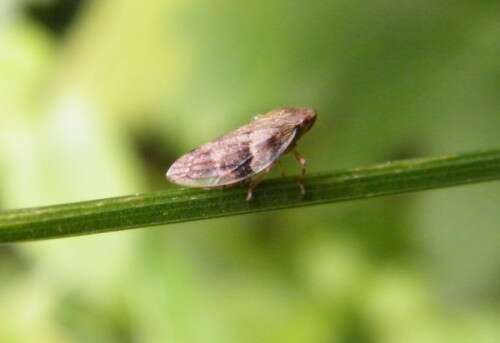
[
  {"x1": 274, "y1": 160, "x2": 287, "y2": 177},
  {"x1": 293, "y1": 150, "x2": 307, "y2": 195},
  {"x1": 246, "y1": 165, "x2": 274, "y2": 201}
]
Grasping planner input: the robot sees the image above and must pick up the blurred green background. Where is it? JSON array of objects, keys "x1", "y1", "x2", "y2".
[{"x1": 1, "y1": 0, "x2": 500, "y2": 342}]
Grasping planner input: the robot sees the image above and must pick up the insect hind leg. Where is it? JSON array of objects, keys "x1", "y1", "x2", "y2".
[
  {"x1": 274, "y1": 160, "x2": 287, "y2": 177},
  {"x1": 246, "y1": 165, "x2": 274, "y2": 201}
]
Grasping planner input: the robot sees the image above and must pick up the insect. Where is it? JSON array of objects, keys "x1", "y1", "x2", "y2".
[{"x1": 166, "y1": 107, "x2": 317, "y2": 201}]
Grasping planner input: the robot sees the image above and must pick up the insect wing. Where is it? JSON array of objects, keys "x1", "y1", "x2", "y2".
[
  {"x1": 214, "y1": 125, "x2": 297, "y2": 185},
  {"x1": 167, "y1": 124, "x2": 297, "y2": 187}
]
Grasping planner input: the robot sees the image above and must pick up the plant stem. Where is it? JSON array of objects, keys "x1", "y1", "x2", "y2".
[{"x1": 1, "y1": 150, "x2": 500, "y2": 243}]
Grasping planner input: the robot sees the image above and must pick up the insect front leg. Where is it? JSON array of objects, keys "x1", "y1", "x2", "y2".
[
  {"x1": 246, "y1": 165, "x2": 274, "y2": 201},
  {"x1": 293, "y1": 150, "x2": 307, "y2": 195}
]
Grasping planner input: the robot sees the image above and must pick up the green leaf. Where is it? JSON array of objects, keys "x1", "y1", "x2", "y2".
[{"x1": 1, "y1": 149, "x2": 500, "y2": 243}]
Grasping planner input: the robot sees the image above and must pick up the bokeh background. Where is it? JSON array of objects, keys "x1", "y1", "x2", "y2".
[{"x1": 1, "y1": 0, "x2": 500, "y2": 341}]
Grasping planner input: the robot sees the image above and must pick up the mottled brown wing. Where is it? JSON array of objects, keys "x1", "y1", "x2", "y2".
[{"x1": 166, "y1": 123, "x2": 297, "y2": 187}]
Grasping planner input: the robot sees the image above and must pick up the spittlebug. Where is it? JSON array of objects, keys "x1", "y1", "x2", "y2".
[{"x1": 166, "y1": 107, "x2": 316, "y2": 200}]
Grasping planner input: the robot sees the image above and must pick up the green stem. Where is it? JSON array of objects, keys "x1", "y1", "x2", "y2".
[{"x1": 1, "y1": 149, "x2": 500, "y2": 243}]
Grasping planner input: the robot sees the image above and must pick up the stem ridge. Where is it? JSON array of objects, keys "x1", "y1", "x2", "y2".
[{"x1": 1, "y1": 149, "x2": 500, "y2": 242}]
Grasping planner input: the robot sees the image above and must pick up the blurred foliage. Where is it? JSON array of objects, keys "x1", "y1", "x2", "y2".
[{"x1": 1, "y1": 0, "x2": 500, "y2": 342}]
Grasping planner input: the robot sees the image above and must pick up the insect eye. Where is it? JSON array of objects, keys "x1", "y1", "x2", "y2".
[{"x1": 302, "y1": 115, "x2": 316, "y2": 130}]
